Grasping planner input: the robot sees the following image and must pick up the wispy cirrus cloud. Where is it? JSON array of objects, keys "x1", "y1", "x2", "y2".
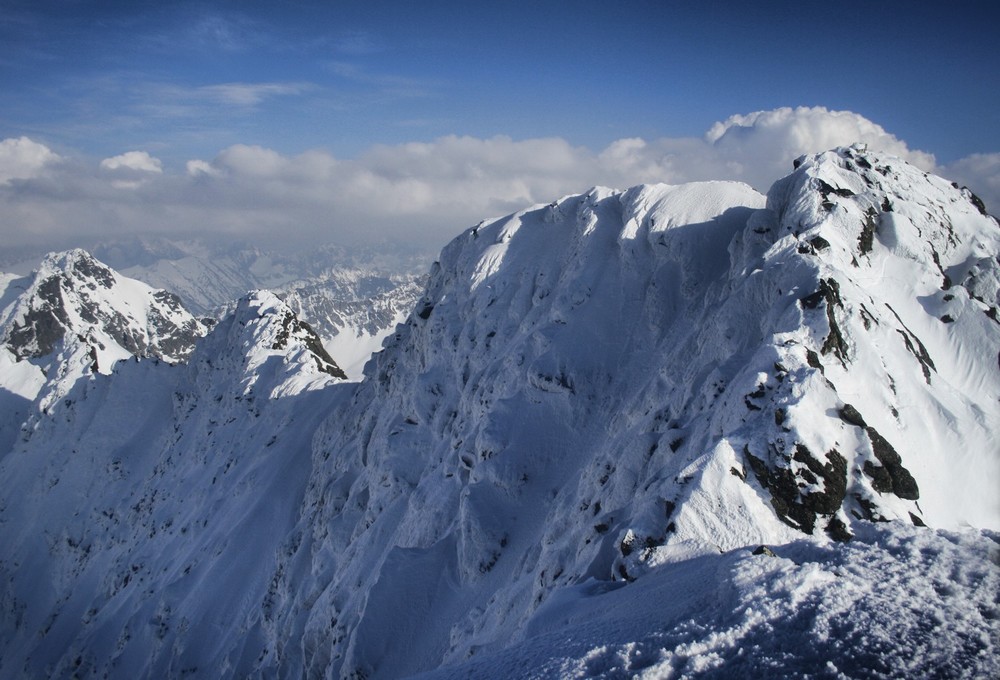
[
  {"x1": 332, "y1": 30, "x2": 384, "y2": 56},
  {"x1": 83, "y1": 77, "x2": 316, "y2": 122},
  {"x1": 141, "y1": 10, "x2": 276, "y2": 55},
  {"x1": 326, "y1": 61, "x2": 438, "y2": 98},
  {"x1": 187, "y1": 13, "x2": 258, "y2": 51},
  {"x1": 196, "y1": 82, "x2": 314, "y2": 106}
]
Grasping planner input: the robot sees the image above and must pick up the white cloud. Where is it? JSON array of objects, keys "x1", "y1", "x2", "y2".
[
  {"x1": 0, "y1": 137, "x2": 61, "y2": 185},
  {"x1": 198, "y1": 82, "x2": 310, "y2": 106},
  {"x1": 704, "y1": 106, "x2": 937, "y2": 179},
  {"x1": 214, "y1": 144, "x2": 288, "y2": 177},
  {"x1": 100, "y1": 151, "x2": 163, "y2": 173},
  {"x1": 2, "y1": 107, "x2": 995, "y2": 258},
  {"x1": 186, "y1": 159, "x2": 219, "y2": 177}
]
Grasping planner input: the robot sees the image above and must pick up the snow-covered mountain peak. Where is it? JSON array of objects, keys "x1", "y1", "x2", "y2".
[
  {"x1": 0, "y1": 248, "x2": 210, "y2": 428},
  {"x1": 346, "y1": 146, "x2": 997, "y2": 589},
  {"x1": 768, "y1": 147, "x2": 997, "y2": 292},
  {"x1": 0, "y1": 149, "x2": 997, "y2": 678},
  {"x1": 36, "y1": 248, "x2": 112, "y2": 280},
  {"x1": 1, "y1": 249, "x2": 208, "y2": 370},
  {"x1": 190, "y1": 290, "x2": 346, "y2": 399}
]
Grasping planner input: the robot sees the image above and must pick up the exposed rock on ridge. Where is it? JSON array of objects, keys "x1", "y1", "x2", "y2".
[
  {"x1": 271, "y1": 149, "x2": 997, "y2": 675},
  {"x1": 1, "y1": 249, "x2": 207, "y2": 367}
]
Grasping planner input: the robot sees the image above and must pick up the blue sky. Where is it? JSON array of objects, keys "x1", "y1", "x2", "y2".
[{"x1": 1, "y1": 0, "x2": 998, "y2": 254}]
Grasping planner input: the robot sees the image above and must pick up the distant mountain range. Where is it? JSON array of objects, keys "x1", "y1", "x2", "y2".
[
  {"x1": 0, "y1": 146, "x2": 997, "y2": 678},
  {"x1": 3, "y1": 238, "x2": 430, "y2": 381}
]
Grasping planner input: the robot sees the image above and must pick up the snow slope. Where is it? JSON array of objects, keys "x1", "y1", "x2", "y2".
[
  {"x1": 0, "y1": 249, "x2": 209, "y2": 430},
  {"x1": 417, "y1": 524, "x2": 998, "y2": 679},
  {"x1": 0, "y1": 147, "x2": 997, "y2": 678},
  {"x1": 0, "y1": 291, "x2": 346, "y2": 678}
]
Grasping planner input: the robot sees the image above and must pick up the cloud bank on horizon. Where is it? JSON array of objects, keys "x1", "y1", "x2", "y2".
[{"x1": 0, "y1": 106, "x2": 996, "y2": 257}]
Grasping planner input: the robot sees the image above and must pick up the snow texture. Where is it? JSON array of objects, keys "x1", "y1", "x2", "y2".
[
  {"x1": 418, "y1": 524, "x2": 999, "y2": 679},
  {"x1": 0, "y1": 147, "x2": 997, "y2": 678}
]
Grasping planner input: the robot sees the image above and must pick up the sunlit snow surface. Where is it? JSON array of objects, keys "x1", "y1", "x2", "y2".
[
  {"x1": 419, "y1": 524, "x2": 999, "y2": 679},
  {"x1": 1, "y1": 147, "x2": 998, "y2": 678}
]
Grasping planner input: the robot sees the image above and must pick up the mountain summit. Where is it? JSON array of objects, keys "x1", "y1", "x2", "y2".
[
  {"x1": 1, "y1": 249, "x2": 206, "y2": 368},
  {"x1": 0, "y1": 249, "x2": 211, "y2": 450},
  {"x1": 0, "y1": 147, "x2": 997, "y2": 678}
]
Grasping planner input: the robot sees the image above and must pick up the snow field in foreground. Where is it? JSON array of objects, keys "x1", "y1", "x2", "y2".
[{"x1": 419, "y1": 524, "x2": 999, "y2": 679}]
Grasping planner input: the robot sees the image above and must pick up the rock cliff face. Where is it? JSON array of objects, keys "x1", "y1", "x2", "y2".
[
  {"x1": 0, "y1": 249, "x2": 212, "y2": 432},
  {"x1": 1, "y1": 249, "x2": 207, "y2": 368},
  {"x1": 0, "y1": 148, "x2": 997, "y2": 678}
]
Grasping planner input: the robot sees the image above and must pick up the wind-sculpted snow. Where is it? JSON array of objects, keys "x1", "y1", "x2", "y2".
[
  {"x1": 0, "y1": 148, "x2": 997, "y2": 678},
  {"x1": 417, "y1": 524, "x2": 998, "y2": 679},
  {"x1": 271, "y1": 148, "x2": 998, "y2": 676}
]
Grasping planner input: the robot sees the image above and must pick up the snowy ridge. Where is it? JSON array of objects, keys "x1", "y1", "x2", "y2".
[
  {"x1": 0, "y1": 148, "x2": 997, "y2": 678},
  {"x1": 755, "y1": 148, "x2": 1000, "y2": 531},
  {"x1": 268, "y1": 148, "x2": 997, "y2": 675},
  {"x1": 90, "y1": 237, "x2": 427, "y2": 381},
  {"x1": 194, "y1": 290, "x2": 348, "y2": 397},
  {"x1": 0, "y1": 291, "x2": 347, "y2": 678}
]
